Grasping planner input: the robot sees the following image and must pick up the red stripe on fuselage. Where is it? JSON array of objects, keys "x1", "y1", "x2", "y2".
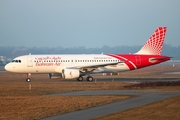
[
  {"x1": 107, "y1": 54, "x2": 136, "y2": 70},
  {"x1": 107, "y1": 54, "x2": 170, "y2": 70}
]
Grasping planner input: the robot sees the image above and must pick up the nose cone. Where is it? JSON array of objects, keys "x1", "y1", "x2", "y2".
[{"x1": 4, "y1": 64, "x2": 11, "y2": 72}]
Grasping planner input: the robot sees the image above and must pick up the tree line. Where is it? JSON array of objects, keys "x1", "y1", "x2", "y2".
[{"x1": 0, "y1": 44, "x2": 179, "y2": 60}]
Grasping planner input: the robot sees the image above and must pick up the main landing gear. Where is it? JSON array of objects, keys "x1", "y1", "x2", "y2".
[
  {"x1": 26, "y1": 73, "x2": 31, "y2": 82},
  {"x1": 86, "y1": 76, "x2": 94, "y2": 82},
  {"x1": 77, "y1": 76, "x2": 83, "y2": 81},
  {"x1": 77, "y1": 76, "x2": 94, "y2": 82}
]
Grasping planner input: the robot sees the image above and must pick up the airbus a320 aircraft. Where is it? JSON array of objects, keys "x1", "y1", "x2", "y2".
[{"x1": 5, "y1": 27, "x2": 170, "y2": 82}]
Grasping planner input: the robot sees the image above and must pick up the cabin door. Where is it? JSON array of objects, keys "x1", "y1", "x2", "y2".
[{"x1": 27, "y1": 56, "x2": 33, "y2": 67}]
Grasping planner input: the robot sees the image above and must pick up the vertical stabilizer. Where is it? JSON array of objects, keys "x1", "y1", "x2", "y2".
[{"x1": 136, "y1": 27, "x2": 167, "y2": 55}]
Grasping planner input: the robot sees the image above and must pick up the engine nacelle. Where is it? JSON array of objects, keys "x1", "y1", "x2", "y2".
[
  {"x1": 62, "y1": 69, "x2": 80, "y2": 79},
  {"x1": 48, "y1": 73, "x2": 62, "y2": 79}
]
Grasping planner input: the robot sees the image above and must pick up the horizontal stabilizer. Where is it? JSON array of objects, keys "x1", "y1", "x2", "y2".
[{"x1": 152, "y1": 56, "x2": 172, "y2": 60}]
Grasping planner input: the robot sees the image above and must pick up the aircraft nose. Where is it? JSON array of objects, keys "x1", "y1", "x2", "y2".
[{"x1": 4, "y1": 64, "x2": 11, "y2": 71}]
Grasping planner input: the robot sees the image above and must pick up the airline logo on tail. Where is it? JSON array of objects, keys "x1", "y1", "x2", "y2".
[{"x1": 136, "y1": 27, "x2": 166, "y2": 55}]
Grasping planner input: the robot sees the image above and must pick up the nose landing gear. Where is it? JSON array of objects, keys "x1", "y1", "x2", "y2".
[{"x1": 26, "y1": 73, "x2": 31, "y2": 82}]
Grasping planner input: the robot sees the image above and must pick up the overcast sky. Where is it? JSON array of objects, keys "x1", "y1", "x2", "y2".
[{"x1": 0, "y1": 0, "x2": 180, "y2": 48}]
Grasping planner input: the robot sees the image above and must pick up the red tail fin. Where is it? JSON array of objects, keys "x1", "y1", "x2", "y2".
[{"x1": 136, "y1": 27, "x2": 167, "y2": 55}]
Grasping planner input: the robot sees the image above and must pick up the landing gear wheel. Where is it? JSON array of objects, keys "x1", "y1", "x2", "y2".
[
  {"x1": 86, "y1": 76, "x2": 94, "y2": 82},
  {"x1": 77, "y1": 76, "x2": 83, "y2": 81},
  {"x1": 26, "y1": 78, "x2": 31, "y2": 82}
]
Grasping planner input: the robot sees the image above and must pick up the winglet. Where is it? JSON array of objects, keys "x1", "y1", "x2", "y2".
[{"x1": 136, "y1": 27, "x2": 167, "y2": 55}]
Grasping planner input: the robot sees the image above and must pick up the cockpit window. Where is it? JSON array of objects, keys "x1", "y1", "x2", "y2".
[{"x1": 11, "y1": 60, "x2": 21, "y2": 63}]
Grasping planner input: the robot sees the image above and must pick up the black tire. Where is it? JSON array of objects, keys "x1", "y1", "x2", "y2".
[
  {"x1": 86, "y1": 76, "x2": 94, "y2": 82},
  {"x1": 26, "y1": 78, "x2": 31, "y2": 82},
  {"x1": 77, "y1": 76, "x2": 83, "y2": 81}
]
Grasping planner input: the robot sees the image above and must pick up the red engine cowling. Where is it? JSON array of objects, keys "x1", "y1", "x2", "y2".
[{"x1": 62, "y1": 69, "x2": 80, "y2": 79}]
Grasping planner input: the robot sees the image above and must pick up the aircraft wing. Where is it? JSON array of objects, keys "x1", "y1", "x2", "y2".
[{"x1": 67, "y1": 61, "x2": 124, "y2": 70}]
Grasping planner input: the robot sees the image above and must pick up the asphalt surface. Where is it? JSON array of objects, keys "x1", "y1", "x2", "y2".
[
  {"x1": 42, "y1": 90, "x2": 180, "y2": 120},
  {"x1": 59, "y1": 77, "x2": 180, "y2": 83}
]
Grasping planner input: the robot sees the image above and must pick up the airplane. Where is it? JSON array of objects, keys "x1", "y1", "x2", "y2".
[{"x1": 5, "y1": 27, "x2": 171, "y2": 82}]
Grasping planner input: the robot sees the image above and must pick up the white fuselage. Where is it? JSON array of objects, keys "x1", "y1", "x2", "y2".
[{"x1": 5, "y1": 54, "x2": 130, "y2": 74}]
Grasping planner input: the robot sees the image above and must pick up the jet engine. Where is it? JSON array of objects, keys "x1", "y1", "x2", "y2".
[
  {"x1": 48, "y1": 73, "x2": 62, "y2": 79},
  {"x1": 62, "y1": 69, "x2": 80, "y2": 79}
]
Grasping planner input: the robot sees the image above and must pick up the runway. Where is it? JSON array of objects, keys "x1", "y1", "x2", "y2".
[
  {"x1": 42, "y1": 90, "x2": 180, "y2": 120},
  {"x1": 59, "y1": 77, "x2": 180, "y2": 83}
]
